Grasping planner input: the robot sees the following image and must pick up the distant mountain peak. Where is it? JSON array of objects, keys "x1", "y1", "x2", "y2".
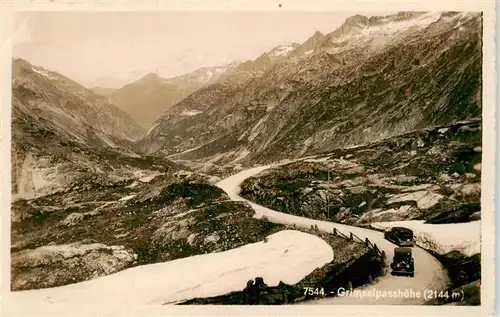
[
  {"x1": 312, "y1": 30, "x2": 324, "y2": 37},
  {"x1": 267, "y1": 43, "x2": 300, "y2": 58},
  {"x1": 394, "y1": 11, "x2": 428, "y2": 20},
  {"x1": 329, "y1": 14, "x2": 372, "y2": 38},
  {"x1": 308, "y1": 31, "x2": 325, "y2": 43},
  {"x1": 299, "y1": 31, "x2": 325, "y2": 51},
  {"x1": 344, "y1": 14, "x2": 370, "y2": 26},
  {"x1": 139, "y1": 72, "x2": 163, "y2": 83},
  {"x1": 111, "y1": 61, "x2": 240, "y2": 128}
]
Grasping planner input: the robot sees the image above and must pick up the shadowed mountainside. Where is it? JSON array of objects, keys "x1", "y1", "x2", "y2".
[{"x1": 137, "y1": 12, "x2": 481, "y2": 168}]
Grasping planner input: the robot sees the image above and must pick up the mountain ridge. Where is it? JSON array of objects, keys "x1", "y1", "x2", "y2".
[
  {"x1": 11, "y1": 58, "x2": 159, "y2": 200},
  {"x1": 137, "y1": 11, "x2": 482, "y2": 169},
  {"x1": 110, "y1": 62, "x2": 241, "y2": 128}
]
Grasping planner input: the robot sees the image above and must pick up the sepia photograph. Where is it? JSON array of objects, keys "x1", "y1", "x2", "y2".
[{"x1": 0, "y1": 1, "x2": 496, "y2": 316}]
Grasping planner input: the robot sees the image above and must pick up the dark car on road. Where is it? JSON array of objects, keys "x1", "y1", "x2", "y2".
[
  {"x1": 390, "y1": 247, "x2": 415, "y2": 277},
  {"x1": 384, "y1": 227, "x2": 414, "y2": 247}
]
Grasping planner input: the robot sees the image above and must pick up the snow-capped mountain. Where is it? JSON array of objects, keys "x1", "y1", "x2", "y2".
[
  {"x1": 268, "y1": 43, "x2": 300, "y2": 58},
  {"x1": 164, "y1": 62, "x2": 241, "y2": 87},
  {"x1": 110, "y1": 62, "x2": 240, "y2": 128},
  {"x1": 137, "y1": 11, "x2": 482, "y2": 166}
]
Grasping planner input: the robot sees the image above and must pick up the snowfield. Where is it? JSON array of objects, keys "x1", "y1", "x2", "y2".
[
  {"x1": 271, "y1": 45, "x2": 295, "y2": 57},
  {"x1": 9, "y1": 230, "x2": 333, "y2": 306},
  {"x1": 371, "y1": 220, "x2": 481, "y2": 257}
]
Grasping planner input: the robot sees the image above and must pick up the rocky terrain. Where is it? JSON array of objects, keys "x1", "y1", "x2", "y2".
[
  {"x1": 239, "y1": 119, "x2": 482, "y2": 304},
  {"x1": 240, "y1": 120, "x2": 481, "y2": 225},
  {"x1": 11, "y1": 59, "x2": 286, "y2": 291},
  {"x1": 11, "y1": 166, "x2": 378, "y2": 294},
  {"x1": 11, "y1": 171, "x2": 284, "y2": 291},
  {"x1": 138, "y1": 12, "x2": 482, "y2": 167},
  {"x1": 10, "y1": 58, "x2": 378, "y2": 300},
  {"x1": 11, "y1": 58, "x2": 150, "y2": 200},
  {"x1": 431, "y1": 251, "x2": 481, "y2": 305},
  {"x1": 12, "y1": 58, "x2": 145, "y2": 144}
]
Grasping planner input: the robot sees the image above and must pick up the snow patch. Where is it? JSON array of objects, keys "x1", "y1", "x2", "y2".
[
  {"x1": 10, "y1": 230, "x2": 333, "y2": 305},
  {"x1": 248, "y1": 115, "x2": 268, "y2": 142},
  {"x1": 303, "y1": 156, "x2": 330, "y2": 163},
  {"x1": 371, "y1": 220, "x2": 480, "y2": 256},
  {"x1": 328, "y1": 12, "x2": 441, "y2": 52},
  {"x1": 237, "y1": 130, "x2": 248, "y2": 141},
  {"x1": 146, "y1": 123, "x2": 159, "y2": 136},
  {"x1": 31, "y1": 67, "x2": 58, "y2": 80},
  {"x1": 271, "y1": 45, "x2": 295, "y2": 57},
  {"x1": 266, "y1": 104, "x2": 276, "y2": 112},
  {"x1": 172, "y1": 209, "x2": 197, "y2": 219},
  {"x1": 139, "y1": 174, "x2": 158, "y2": 183},
  {"x1": 125, "y1": 181, "x2": 139, "y2": 188},
  {"x1": 232, "y1": 148, "x2": 251, "y2": 163},
  {"x1": 96, "y1": 133, "x2": 117, "y2": 148},
  {"x1": 182, "y1": 110, "x2": 203, "y2": 116},
  {"x1": 119, "y1": 195, "x2": 135, "y2": 202},
  {"x1": 133, "y1": 170, "x2": 162, "y2": 183},
  {"x1": 386, "y1": 191, "x2": 443, "y2": 209}
]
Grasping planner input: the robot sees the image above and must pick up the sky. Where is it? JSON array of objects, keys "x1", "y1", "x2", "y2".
[{"x1": 13, "y1": 11, "x2": 392, "y2": 88}]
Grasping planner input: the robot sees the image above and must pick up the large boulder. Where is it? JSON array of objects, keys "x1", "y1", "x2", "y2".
[{"x1": 11, "y1": 242, "x2": 137, "y2": 291}]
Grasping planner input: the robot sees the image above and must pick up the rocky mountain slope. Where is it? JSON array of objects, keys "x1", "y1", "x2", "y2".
[
  {"x1": 240, "y1": 119, "x2": 481, "y2": 226},
  {"x1": 13, "y1": 59, "x2": 145, "y2": 143},
  {"x1": 110, "y1": 62, "x2": 240, "y2": 128},
  {"x1": 12, "y1": 59, "x2": 149, "y2": 199},
  {"x1": 237, "y1": 118, "x2": 481, "y2": 305},
  {"x1": 138, "y1": 12, "x2": 482, "y2": 167},
  {"x1": 11, "y1": 59, "x2": 282, "y2": 290},
  {"x1": 10, "y1": 59, "x2": 290, "y2": 293},
  {"x1": 10, "y1": 58, "x2": 375, "y2": 300},
  {"x1": 10, "y1": 171, "x2": 283, "y2": 291}
]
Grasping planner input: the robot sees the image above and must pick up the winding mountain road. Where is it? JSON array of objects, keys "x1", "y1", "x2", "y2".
[
  {"x1": 216, "y1": 163, "x2": 449, "y2": 305},
  {"x1": 7, "y1": 161, "x2": 449, "y2": 310}
]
